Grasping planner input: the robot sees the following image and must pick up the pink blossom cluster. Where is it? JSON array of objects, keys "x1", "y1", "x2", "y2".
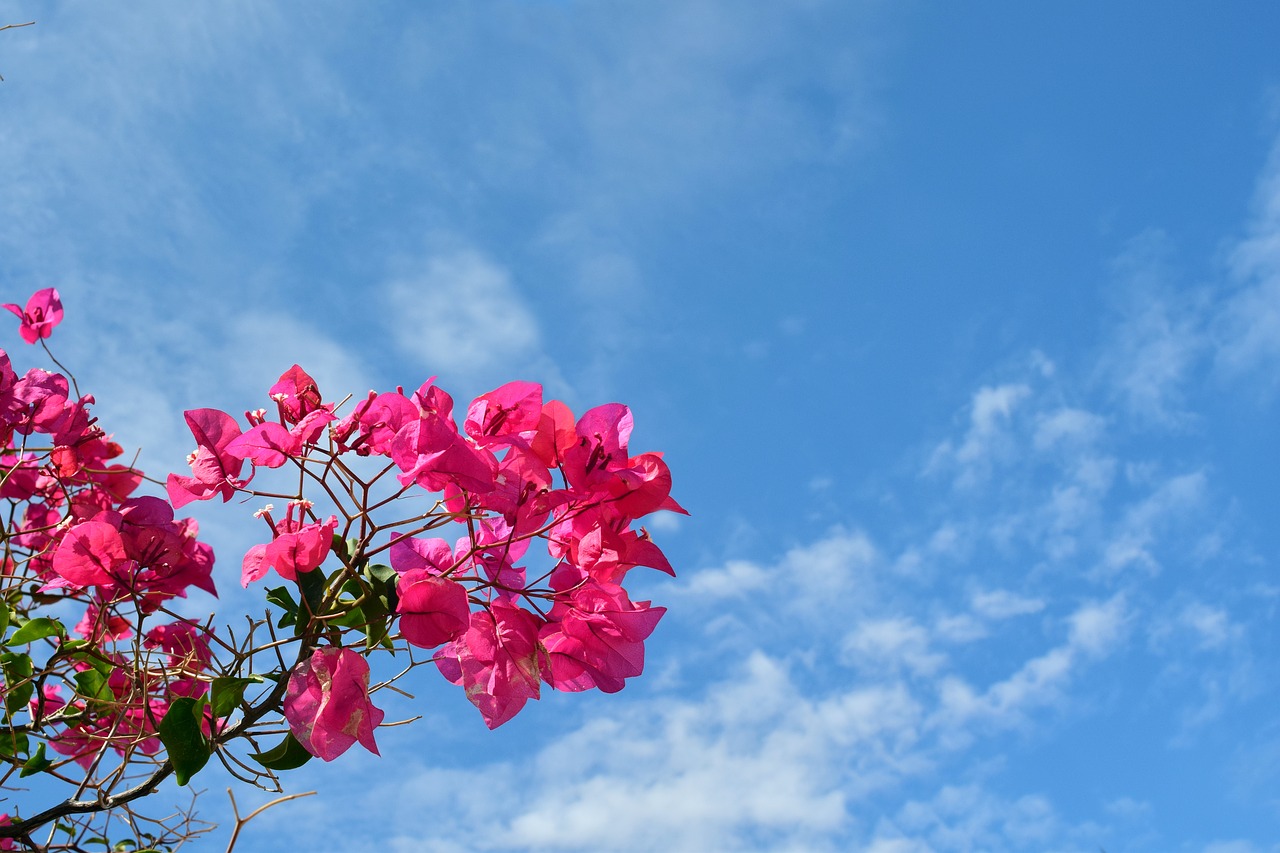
[
  {"x1": 169, "y1": 364, "x2": 685, "y2": 756},
  {"x1": 0, "y1": 286, "x2": 682, "y2": 794},
  {"x1": 0, "y1": 289, "x2": 219, "y2": 767}
]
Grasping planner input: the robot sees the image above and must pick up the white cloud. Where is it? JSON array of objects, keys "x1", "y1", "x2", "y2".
[
  {"x1": 1033, "y1": 407, "x2": 1105, "y2": 451},
  {"x1": 844, "y1": 617, "x2": 946, "y2": 677},
  {"x1": 929, "y1": 383, "x2": 1031, "y2": 487},
  {"x1": 878, "y1": 785, "x2": 1063, "y2": 852},
  {"x1": 1217, "y1": 134, "x2": 1280, "y2": 377},
  {"x1": 1095, "y1": 230, "x2": 1207, "y2": 426},
  {"x1": 1203, "y1": 842, "x2": 1264, "y2": 853},
  {"x1": 971, "y1": 589, "x2": 1045, "y2": 621},
  {"x1": 683, "y1": 558, "x2": 773, "y2": 600},
  {"x1": 1098, "y1": 471, "x2": 1206, "y2": 576},
  {"x1": 1178, "y1": 602, "x2": 1238, "y2": 651},
  {"x1": 383, "y1": 243, "x2": 563, "y2": 396},
  {"x1": 932, "y1": 597, "x2": 1127, "y2": 736},
  {"x1": 312, "y1": 652, "x2": 927, "y2": 853},
  {"x1": 1067, "y1": 596, "x2": 1128, "y2": 657},
  {"x1": 683, "y1": 527, "x2": 878, "y2": 612}
]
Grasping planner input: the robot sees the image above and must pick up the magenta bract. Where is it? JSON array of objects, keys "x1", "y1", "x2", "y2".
[
  {"x1": 284, "y1": 647, "x2": 384, "y2": 761},
  {"x1": 3, "y1": 288, "x2": 64, "y2": 344}
]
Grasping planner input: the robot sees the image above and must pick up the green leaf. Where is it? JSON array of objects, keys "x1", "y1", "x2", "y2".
[
  {"x1": 9, "y1": 617, "x2": 64, "y2": 646},
  {"x1": 0, "y1": 599, "x2": 9, "y2": 638},
  {"x1": 347, "y1": 537, "x2": 367, "y2": 570},
  {"x1": 265, "y1": 586, "x2": 299, "y2": 629},
  {"x1": 19, "y1": 741, "x2": 50, "y2": 777},
  {"x1": 74, "y1": 669, "x2": 114, "y2": 706},
  {"x1": 366, "y1": 562, "x2": 396, "y2": 584},
  {"x1": 296, "y1": 566, "x2": 327, "y2": 618},
  {"x1": 361, "y1": 590, "x2": 391, "y2": 652},
  {"x1": 0, "y1": 730, "x2": 29, "y2": 759},
  {"x1": 157, "y1": 697, "x2": 210, "y2": 786},
  {"x1": 249, "y1": 731, "x2": 313, "y2": 771},
  {"x1": 2, "y1": 651, "x2": 34, "y2": 715},
  {"x1": 330, "y1": 534, "x2": 350, "y2": 563},
  {"x1": 332, "y1": 604, "x2": 367, "y2": 632},
  {"x1": 209, "y1": 676, "x2": 260, "y2": 719}
]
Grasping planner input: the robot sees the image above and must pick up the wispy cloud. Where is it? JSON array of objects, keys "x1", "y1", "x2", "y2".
[
  {"x1": 1095, "y1": 230, "x2": 1209, "y2": 427},
  {"x1": 383, "y1": 241, "x2": 565, "y2": 397},
  {"x1": 927, "y1": 383, "x2": 1031, "y2": 487}
]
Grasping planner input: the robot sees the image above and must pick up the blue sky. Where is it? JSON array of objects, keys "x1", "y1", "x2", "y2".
[{"x1": 4, "y1": 3, "x2": 1280, "y2": 851}]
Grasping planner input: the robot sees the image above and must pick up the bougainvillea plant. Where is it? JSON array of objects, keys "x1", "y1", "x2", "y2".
[{"x1": 0, "y1": 289, "x2": 684, "y2": 850}]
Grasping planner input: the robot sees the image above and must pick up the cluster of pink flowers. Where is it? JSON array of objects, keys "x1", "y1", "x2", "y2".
[
  {"x1": 0, "y1": 289, "x2": 218, "y2": 768},
  {"x1": 0, "y1": 284, "x2": 682, "y2": 804},
  {"x1": 166, "y1": 360, "x2": 684, "y2": 756}
]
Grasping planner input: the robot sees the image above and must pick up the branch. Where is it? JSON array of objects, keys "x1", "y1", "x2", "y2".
[
  {"x1": 0, "y1": 633, "x2": 310, "y2": 842},
  {"x1": 0, "y1": 21, "x2": 34, "y2": 83},
  {"x1": 224, "y1": 789, "x2": 316, "y2": 853}
]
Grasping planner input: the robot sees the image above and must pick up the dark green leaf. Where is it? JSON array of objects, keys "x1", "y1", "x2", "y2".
[
  {"x1": 74, "y1": 669, "x2": 114, "y2": 706},
  {"x1": 249, "y1": 731, "x2": 313, "y2": 771},
  {"x1": 348, "y1": 537, "x2": 367, "y2": 570},
  {"x1": 9, "y1": 617, "x2": 64, "y2": 646},
  {"x1": 366, "y1": 563, "x2": 396, "y2": 584},
  {"x1": 296, "y1": 566, "x2": 327, "y2": 618},
  {"x1": 365, "y1": 563, "x2": 399, "y2": 613},
  {"x1": 2, "y1": 651, "x2": 34, "y2": 715},
  {"x1": 265, "y1": 586, "x2": 299, "y2": 629},
  {"x1": 361, "y1": 592, "x2": 391, "y2": 652},
  {"x1": 333, "y1": 604, "x2": 366, "y2": 631},
  {"x1": 209, "y1": 676, "x2": 259, "y2": 719},
  {"x1": 69, "y1": 650, "x2": 115, "y2": 676},
  {"x1": 19, "y1": 741, "x2": 50, "y2": 777},
  {"x1": 0, "y1": 599, "x2": 9, "y2": 638},
  {"x1": 157, "y1": 697, "x2": 210, "y2": 786},
  {"x1": 0, "y1": 730, "x2": 29, "y2": 758}
]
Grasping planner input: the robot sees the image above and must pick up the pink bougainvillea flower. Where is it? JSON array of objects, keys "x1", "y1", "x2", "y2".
[
  {"x1": 268, "y1": 364, "x2": 324, "y2": 424},
  {"x1": 464, "y1": 381, "x2": 543, "y2": 448},
  {"x1": 3, "y1": 288, "x2": 64, "y2": 344},
  {"x1": 330, "y1": 390, "x2": 419, "y2": 456},
  {"x1": 73, "y1": 603, "x2": 133, "y2": 642},
  {"x1": 226, "y1": 408, "x2": 335, "y2": 469},
  {"x1": 530, "y1": 399, "x2": 577, "y2": 469},
  {"x1": 3, "y1": 368, "x2": 71, "y2": 437},
  {"x1": 396, "y1": 569, "x2": 470, "y2": 648},
  {"x1": 558, "y1": 509, "x2": 676, "y2": 583},
  {"x1": 436, "y1": 601, "x2": 543, "y2": 729},
  {"x1": 144, "y1": 620, "x2": 213, "y2": 671},
  {"x1": 51, "y1": 520, "x2": 131, "y2": 590},
  {"x1": 411, "y1": 377, "x2": 455, "y2": 421},
  {"x1": 390, "y1": 414, "x2": 497, "y2": 494},
  {"x1": 225, "y1": 422, "x2": 295, "y2": 468},
  {"x1": 284, "y1": 647, "x2": 384, "y2": 761},
  {"x1": 604, "y1": 451, "x2": 687, "y2": 520},
  {"x1": 539, "y1": 580, "x2": 664, "y2": 693},
  {"x1": 166, "y1": 409, "x2": 248, "y2": 507},
  {"x1": 0, "y1": 813, "x2": 17, "y2": 851},
  {"x1": 241, "y1": 505, "x2": 336, "y2": 587},
  {"x1": 389, "y1": 534, "x2": 455, "y2": 575}
]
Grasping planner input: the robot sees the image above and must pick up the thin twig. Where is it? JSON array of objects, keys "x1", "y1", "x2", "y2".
[{"x1": 224, "y1": 789, "x2": 316, "y2": 853}]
